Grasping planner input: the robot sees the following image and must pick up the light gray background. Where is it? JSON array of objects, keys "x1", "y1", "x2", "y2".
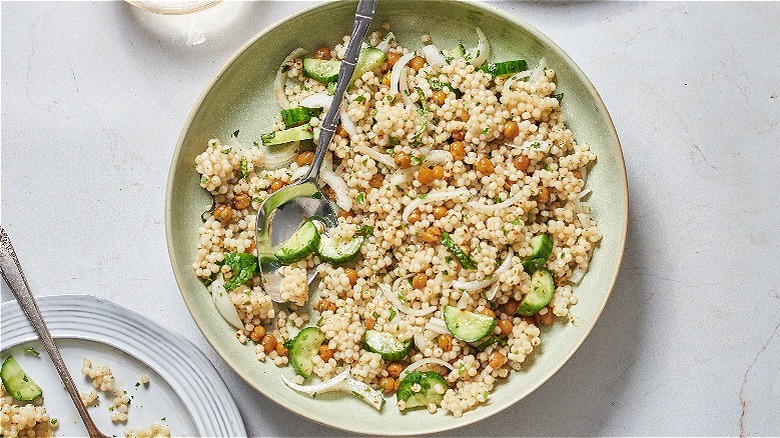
[{"x1": 2, "y1": 1, "x2": 778, "y2": 436}]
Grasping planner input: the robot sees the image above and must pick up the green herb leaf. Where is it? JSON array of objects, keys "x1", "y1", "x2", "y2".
[
  {"x1": 389, "y1": 136, "x2": 400, "y2": 147},
  {"x1": 410, "y1": 155, "x2": 424, "y2": 166},
  {"x1": 24, "y1": 348, "x2": 40, "y2": 357},
  {"x1": 356, "y1": 225, "x2": 374, "y2": 236},
  {"x1": 200, "y1": 175, "x2": 209, "y2": 185},
  {"x1": 240, "y1": 156, "x2": 249, "y2": 179},
  {"x1": 223, "y1": 252, "x2": 257, "y2": 291},
  {"x1": 354, "y1": 95, "x2": 366, "y2": 103},
  {"x1": 552, "y1": 92, "x2": 564, "y2": 102},
  {"x1": 231, "y1": 129, "x2": 240, "y2": 138},
  {"x1": 389, "y1": 307, "x2": 397, "y2": 321},
  {"x1": 418, "y1": 193, "x2": 428, "y2": 199},
  {"x1": 356, "y1": 193, "x2": 365, "y2": 204}
]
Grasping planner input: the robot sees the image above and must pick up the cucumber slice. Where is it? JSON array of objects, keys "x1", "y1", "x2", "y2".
[
  {"x1": 260, "y1": 124, "x2": 314, "y2": 147},
  {"x1": 477, "y1": 60, "x2": 528, "y2": 77},
  {"x1": 1, "y1": 356, "x2": 42, "y2": 401},
  {"x1": 396, "y1": 371, "x2": 449, "y2": 410},
  {"x1": 517, "y1": 269, "x2": 555, "y2": 316},
  {"x1": 362, "y1": 330, "x2": 412, "y2": 361},
  {"x1": 443, "y1": 306, "x2": 496, "y2": 343},
  {"x1": 316, "y1": 235, "x2": 363, "y2": 265},
  {"x1": 274, "y1": 220, "x2": 320, "y2": 265},
  {"x1": 289, "y1": 327, "x2": 326, "y2": 378},
  {"x1": 303, "y1": 58, "x2": 341, "y2": 83},
  {"x1": 522, "y1": 234, "x2": 553, "y2": 274},
  {"x1": 352, "y1": 48, "x2": 386, "y2": 82},
  {"x1": 450, "y1": 43, "x2": 466, "y2": 59},
  {"x1": 281, "y1": 107, "x2": 317, "y2": 129},
  {"x1": 440, "y1": 232, "x2": 476, "y2": 270}
]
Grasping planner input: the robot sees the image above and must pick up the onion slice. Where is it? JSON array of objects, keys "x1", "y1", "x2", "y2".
[
  {"x1": 424, "y1": 318, "x2": 450, "y2": 335},
  {"x1": 379, "y1": 283, "x2": 436, "y2": 317},
  {"x1": 468, "y1": 27, "x2": 490, "y2": 67},
  {"x1": 402, "y1": 189, "x2": 469, "y2": 222},
  {"x1": 299, "y1": 92, "x2": 333, "y2": 109},
  {"x1": 421, "y1": 45, "x2": 446, "y2": 70},
  {"x1": 389, "y1": 167, "x2": 416, "y2": 187},
  {"x1": 399, "y1": 358, "x2": 455, "y2": 381},
  {"x1": 570, "y1": 267, "x2": 585, "y2": 284},
  {"x1": 452, "y1": 249, "x2": 514, "y2": 291},
  {"x1": 486, "y1": 282, "x2": 501, "y2": 301},
  {"x1": 282, "y1": 369, "x2": 384, "y2": 411},
  {"x1": 467, "y1": 193, "x2": 522, "y2": 213},
  {"x1": 354, "y1": 143, "x2": 396, "y2": 169},
  {"x1": 320, "y1": 168, "x2": 352, "y2": 211},
  {"x1": 274, "y1": 48, "x2": 308, "y2": 109},
  {"x1": 291, "y1": 165, "x2": 309, "y2": 183},
  {"x1": 208, "y1": 274, "x2": 243, "y2": 329},
  {"x1": 390, "y1": 52, "x2": 416, "y2": 97},
  {"x1": 529, "y1": 57, "x2": 548, "y2": 83},
  {"x1": 341, "y1": 378, "x2": 384, "y2": 410},
  {"x1": 423, "y1": 150, "x2": 452, "y2": 166},
  {"x1": 339, "y1": 107, "x2": 358, "y2": 137},
  {"x1": 375, "y1": 32, "x2": 395, "y2": 53}
]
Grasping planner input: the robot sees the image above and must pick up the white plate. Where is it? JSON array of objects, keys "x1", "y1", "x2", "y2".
[{"x1": 0, "y1": 294, "x2": 246, "y2": 437}]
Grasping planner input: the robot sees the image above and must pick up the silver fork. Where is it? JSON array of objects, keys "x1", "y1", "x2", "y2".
[{"x1": 0, "y1": 227, "x2": 109, "y2": 438}]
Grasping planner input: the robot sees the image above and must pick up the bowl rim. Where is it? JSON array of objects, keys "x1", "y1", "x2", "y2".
[{"x1": 165, "y1": 0, "x2": 629, "y2": 434}]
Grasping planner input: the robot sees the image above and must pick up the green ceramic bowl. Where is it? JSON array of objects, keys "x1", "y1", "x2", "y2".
[{"x1": 166, "y1": 0, "x2": 628, "y2": 435}]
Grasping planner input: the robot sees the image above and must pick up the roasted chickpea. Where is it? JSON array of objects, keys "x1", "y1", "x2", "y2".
[
  {"x1": 250, "y1": 325, "x2": 266, "y2": 343},
  {"x1": 296, "y1": 151, "x2": 315, "y2": 166},
  {"x1": 521, "y1": 316, "x2": 536, "y2": 326},
  {"x1": 479, "y1": 308, "x2": 496, "y2": 318},
  {"x1": 449, "y1": 141, "x2": 465, "y2": 161},
  {"x1": 432, "y1": 165, "x2": 445, "y2": 180},
  {"x1": 451, "y1": 129, "x2": 466, "y2": 141},
  {"x1": 497, "y1": 319, "x2": 513, "y2": 336},
  {"x1": 338, "y1": 209, "x2": 354, "y2": 219},
  {"x1": 420, "y1": 226, "x2": 442, "y2": 243},
  {"x1": 386, "y1": 362, "x2": 404, "y2": 379},
  {"x1": 488, "y1": 351, "x2": 507, "y2": 370},
  {"x1": 379, "y1": 377, "x2": 396, "y2": 394},
  {"x1": 385, "y1": 51, "x2": 401, "y2": 68},
  {"x1": 318, "y1": 345, "x2": 334, "y2": 362},
  {"x1": 432, "y1": 206, "x2": 448, "y2": 219},
  {"x1": 513, "y1": 155, "x2": 530, "y2": 172},
  {"x1": 394, "y1": 151, "x2": 411, "y2": 168},
  {"x1": 431, "y1": 90, "x2": 447, "y2": 106},
  {"x1": 381, "y1": 73, "x2": 391, "y2": 87},
  {"x1": 407, "y1": 209, "x2": 421, "y2": 223},
  {"x1": 460, "y1": 112, "x2": 470, "y2": 122},
  {"x1": 261, "y1": 334, "x2": 277, "y2": 353},
  {"x1": 536, "y1": 186, "x2": 550, "y2": 204},
  {"x1": 437, "y1": 334, "x2": 453, "y2": 352},
  {"x1": 499, "y1": 299, "x2": 519, "y2": 316},
  {"x1": 232, "y1": 193, "x2": 251, "y2": 210},
  {"x1": 345, "y1": 268, "x2": 359, "y2": 286},
  {"x1": 314, "y1": 46, "x2": 331, "y2": 60},
  {"x1": 269, "y1": 179, "x2": 286, "y2": 193},
  {"x1": 475, "y1": 157, "x2": 495, "y2": 175},
  {"x1": 369, "y1": 173, "x2": 384, "y2": 188},
  {"x1": 213, "y1": 204, "x2": 233, "y2": 223},
  {"x1": 409, "y1": 56, "x2": 425, "y2": 72},
  {"x1": 336, "y1": 124, "x2": 349, "y2": 138},
  {"x1": 535, "y1": 308, "x2": 554, "y2": 326},
  {"x1": 417, "y1": 167, "x2": 435, "y2": 185},
  {"x1": 412, "y1": 273, "x2": 428, "y2": 290},
  {"x1": 275, "y1": 342, "x2": 289, "y2": 357},
  {"x1": 503, "y1": 120, "x2": 520, "y2": 139},
  {"x1": 572, "y1": 170, "x2": 582, "y2": 180},
  {"x1": 246, "y1": 240, "x2": 256, "y2": 255},
  {"x1": 365, "y1": 316, "x2": 376, "y2": 330}
]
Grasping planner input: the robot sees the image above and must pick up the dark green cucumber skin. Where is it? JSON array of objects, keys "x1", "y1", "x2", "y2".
[
  {"x1": 396, "y1": 371, "x2": 449, "y2": 409},
  {"x1": 478, "y1": 60, "x2": 528, "y2": 77},
  {"x1": 281, "y1": 107, "x2": 313, "y2": 128},
  {"x1": 443, "y1": 306, "x2": 497, "y2": 343},
  {"x1": 517, "y1": 268, "x2": 555, "y2": 316},
  {"x1": 362, "y1": 330, "x2": 412, "y2": 361},
  {"x1": 440, "y1": 232, "x2": 476, "y2": 270},
  {"x1": 522, "y1": 234, "x2": 553, "y2": 274},
  {"x1": 274, "y1": 220, "x2": 320, "y2": 265},
  {"x1": 260, "y1": 124, "x2": 314, "y2": 147},
  {"x1": 290, "y1": 327, "x2": 325, "y2": 378},
  {"x1": 1, "y1": 356, "x2": 42, "y2": 401}
]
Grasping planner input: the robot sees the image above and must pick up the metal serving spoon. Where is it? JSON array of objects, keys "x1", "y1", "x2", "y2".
[
  {"x1": 255, "y1": 0, "x2": 378, "y2": 302},
  {"x1": 0, "y1": 227, "x2": 109, "y2": 438}
]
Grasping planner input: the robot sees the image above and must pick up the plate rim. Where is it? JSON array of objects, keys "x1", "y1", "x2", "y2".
[
  {"x1": 165, "y1": 0, "x2": 629, "y2": 435},
  {"x1": 0, "y1": 294, "x2": 247, "y2": 438}
]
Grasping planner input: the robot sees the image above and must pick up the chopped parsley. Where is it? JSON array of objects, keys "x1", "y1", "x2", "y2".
[
  {"x1": 355, "y1": 193, "x2": 365, "y2": 204},
  {"x1": 24, "y1": 348, "x2": 40, "y2": 357},
  {"x1": 410, "y1": 155, "x2": 424, "y2": 166},
  {"x1": 396, "y1": 293, "x2": 407, "y2": 304},
  {"x1": 388, "y1": 308, "x2": 397, "y2": 321},
  {"x1": 353, "y1": 95, "x2": 366, "y2": 103},
  {"x1": 231, "y1": 129, "x2": 240, "y2": 138},
  {"x1": 240, "y1": 156, "x2": 249, "y2": 179},
  {"x1": 200, "y1": 175, "x2": 209, "y2": 185},
  {"x1": 357, "y1": 225, "x2": 374, "y2": 236},
  {"x1": 221, "y1": 148, "x2": 231, "y2": 154},
  {"x1": 552, "y1": 92, "x2": 564, "y2": 102},
  {"x1": 389, "y1": 136, "x2": 400, "y2": 146},
  {"x1": 418, "y1": 193, "x2": 428, "y2": 199},
  {"x1": 481, "y1": 127, "x2": 489, "y2": 135}
]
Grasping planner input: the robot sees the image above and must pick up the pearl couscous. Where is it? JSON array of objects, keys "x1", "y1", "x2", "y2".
[
  {"x1": 193, "y1": 25, "x2": 600, "y2": 417},
  {"x1": 0, "y1": 385, "x2": 58, "y2": 438}
]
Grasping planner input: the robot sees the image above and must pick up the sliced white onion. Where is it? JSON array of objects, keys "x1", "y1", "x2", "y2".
[
  {"x1": 375, "y1": 32, "x2": 396, "y2": 53},
  {"x1": 414, "y1": 333, "x2": 428, "y2": 352},
  {"x1": 421, "y1": 45, "x2": 446, "y2": 70},
  {"x1": 529, "y1": 57, "x2": 548, "y2": 83},
  {"x1": 512, "y1": 69, "x2": 534, "y2": 80},
  {"x1": 274, "y1": 48, "x2": 308, "y2": 110},
  {"x1": 578, "y1": 187, "x2": 593, "y2": 200},
  {"x1": 339, "y1": 107, "x2": 358, "y2": 137},
  {"x1": 390, "y1": 52, "x2": 416, "y2": 97},
  {"x1": 208, "y1": 274, "x2": 243, "y2": 329},
  {"x1": 399, "y1": 358, "x2": 455, "y2": 381},
  {"x1": 468, "y1": 27, "x2": 490, "y2": 67},
  {"x1": 282, "y1": 368, "x2": 350, "y2": 394},
  {"x1": 389, "y1": 167, "x2": 416, "y2": 187},
  {"x1": 467, "y1": 192, "x2": 522, "y2": 213},
  {"x1": 379, "y1": 283, "x2": 436, "y2": 317},
  {"x1": 452, "y1": 249, "x2": 514, "y2": 291},
  {"x1": 399, "y1": 66, "x2": 412, "y2": 105},
  {"x1": 517, "y1": 139, "x2": 552, "y2": 154},
  {"x1": 291, "y1": 165, "x2": 309, "y2": 183},
  {"x1": 402, "y1": 189, "x2": 470, "y2": 222},
  {"x1": 424, "y1": 318, "x2": 451, "y2": 335},
  {"x1": 423, "y1": 150, "x2": 452, "y2": 166},
  {"x1": 299, "y1": 92, "x2": 333, "y2": 110},
  {"x1": 320, "y1": 168, "x2": 352, "y2": 211},
  {"x1": 580, "y1": 167, "x2": 588, "y2": 182},
  {"x1": 486, "y1": 282, "x2": 500, "y2": 301},
  {"x1": 570, "y1": 267, "x2": 585, "y2": 284},
  {"x1": 457, "y1": 289, "x2": 471, "y2": 308},
  {"x1": 341, "y1": 377, "x2": 384, "y2": 410},
  {"x1": 354, "y1": 143, "x2": 396, "y2": 169},
  {"x1": 258, "y1": 140, "x2": 299, "y2": 169}
]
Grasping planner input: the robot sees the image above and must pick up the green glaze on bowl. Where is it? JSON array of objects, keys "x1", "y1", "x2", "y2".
[{"x1": 165, "y1": 1, "x2": 628, "y2": 435}]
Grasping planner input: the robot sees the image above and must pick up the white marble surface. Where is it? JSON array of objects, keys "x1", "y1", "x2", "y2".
[{"x1": 1, "y1": 1, "x2": 778, "y2": 436}]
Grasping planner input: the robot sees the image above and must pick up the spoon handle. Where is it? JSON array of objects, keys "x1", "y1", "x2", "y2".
[
  {"x1": 305, "y1": 0, "x2": 378, "y2": 182},
  {"x1": 0, "y1": 227, "x2": 107, "y2": 438}
]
